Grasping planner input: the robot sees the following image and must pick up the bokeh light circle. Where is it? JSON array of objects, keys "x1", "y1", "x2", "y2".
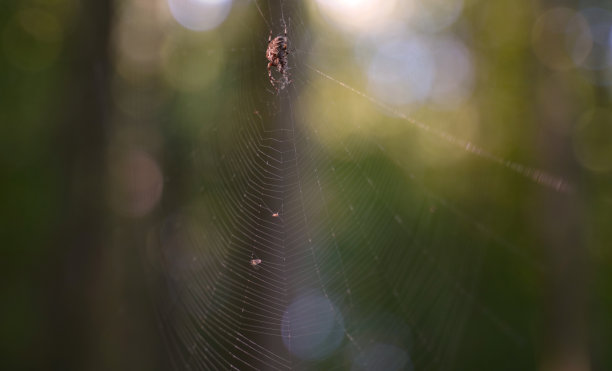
[
  {"x1": 430, "y1": 37, "x2": 474, "y2": 107},
  {"x1": 532, "y1": 7, "x2": 592, "y2": 70},
  {"x1": 368, "y1": 38, "x2": 435, "y2": 106},
  {"x1": 576, "y1": 7, "x2": 612, "y2": 71},
  {"x1": 168, "y1": 0, "x2": 232, "y2": 31},
  {"x1": 281, "y1": 293, "x2": 345, "y2": 360},
  {"x1": 411, "y1": 0, "x2": 463, "y2": 33},
  {"x1": 109, "y1": 149, "x2": 164, "y2": 217},
  {"x1": 2, "y1": 8, "x2": 63, "y2": 71},
  {"x1": 114, "y1": 9, "x2": 164, "y2": 83},
  {"x1": 314, "y1": 0, "x2": 399, "y2": 33},
  {"x1": 161, "y1": 33, "x2": 224, "y2": 92},
  {"x1": 572, "y1": 108, "x2": 612, "y2": 172}
]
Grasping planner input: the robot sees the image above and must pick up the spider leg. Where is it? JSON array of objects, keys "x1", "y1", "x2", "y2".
[
  {"x1": 267, "y1": 62, "x2": 278, "y2": 89},
  {"x1": 268, "y1": 30, "x2": 272, "y2": 42},
  {"x1": 284, "y1": 17, "x2": 290, "y2": 37}
]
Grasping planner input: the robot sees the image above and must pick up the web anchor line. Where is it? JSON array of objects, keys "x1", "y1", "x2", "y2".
[
  {"x1": 253, "y1": 0, "x2": 271, "y2": 30},
  {"x1": 303, "y1": 63, "x2": 574, "y2": 195}
]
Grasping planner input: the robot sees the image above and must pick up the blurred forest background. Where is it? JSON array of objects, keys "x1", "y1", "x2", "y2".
[{"x1": 1, "y1": 0, "x2": 612, "y2": 370}]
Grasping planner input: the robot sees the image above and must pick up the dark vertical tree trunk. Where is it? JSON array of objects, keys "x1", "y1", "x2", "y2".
[
  {"x1": 533, "y1": 3, "x2": 590, "y2": 370},
  {"x1": 47, "y1": 2, "x2": 113, "y2": 369}
]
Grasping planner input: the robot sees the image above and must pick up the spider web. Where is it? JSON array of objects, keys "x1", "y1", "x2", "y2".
[{"x1": 144, "y1": 1, "x2": 579, "y2": 370}]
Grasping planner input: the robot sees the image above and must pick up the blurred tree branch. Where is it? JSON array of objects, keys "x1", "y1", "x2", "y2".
[{"x1": 48, "y1": 1, "x2": 113, "y2": 369}]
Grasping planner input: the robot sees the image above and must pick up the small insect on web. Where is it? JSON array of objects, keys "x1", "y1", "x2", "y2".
[
  {"x1": 266, "y1": 22, "x2": 291, "y2": 91},
  {"x1": 250, "y1": 254, "x2": 262, "y2": 270}
]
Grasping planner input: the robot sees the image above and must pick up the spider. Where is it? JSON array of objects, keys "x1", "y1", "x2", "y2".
[{"x1": 266, "y1": 25, "x2": 290, "y2": 90}]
